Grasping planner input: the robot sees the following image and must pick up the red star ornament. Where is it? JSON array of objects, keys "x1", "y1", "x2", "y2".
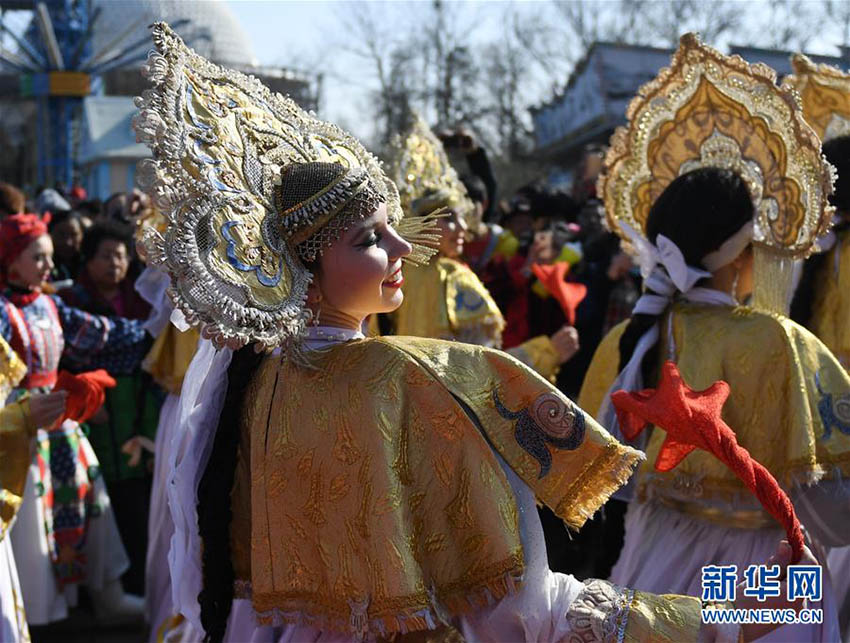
[
  {"x1": 531, "y1": 262, "x2": 587, "y2": 325},
  {"x1": 611, "y1": 360, "x2": 805, "y2": 563}
]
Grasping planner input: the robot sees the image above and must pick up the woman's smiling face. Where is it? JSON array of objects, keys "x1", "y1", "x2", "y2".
[
  {"x1": 310, "y1": 203, "x2": 412, "y2": 327},
  {"x1": 8, "y1": 234, "x2": 54, "y2": 289}
]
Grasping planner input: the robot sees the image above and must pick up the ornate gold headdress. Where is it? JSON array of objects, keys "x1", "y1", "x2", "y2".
[
  {"x1": 387, "y1": 112, "x2": 475, "y2": 219},
  {"x1": 599, "y1": 33, "x2": 834, "y2": 314},
  {"x1": 133, "y1": 23, "x2": 435, "y2": 350},
  {"x1": 785, "y1": 54, "x2": 850, "y2": 143}
]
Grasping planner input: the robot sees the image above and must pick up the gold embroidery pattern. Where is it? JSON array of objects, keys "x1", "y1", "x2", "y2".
[
  {"x1": 243, "y1": 336, "x2": 640, "y2": 636},
  {"x1": 785, "y1": 54, "x2": 850, "y2": 142},
  {"x1": 391, "y1": 258, "x2": 505, "y2": 349},
  {"x1": 493, "y1": 389, "x2": 586, "y2": 479},
  {"x1": 0, "y1": 338, "x2": 32, "y2": 541},
  {"x1": 445, "y1": 470, "x2": 473, "y2": 529}
]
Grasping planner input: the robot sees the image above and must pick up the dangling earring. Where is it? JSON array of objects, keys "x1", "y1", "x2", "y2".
[
  {"x1": 731, "y1": 268, "x2": 740, "y2": 304},
  {"x1": 311, "y1": 293, "x2": 322, "y2": 327},
  {"x1": 308, "y1": 287, "x2": 322, "y2": 327}
]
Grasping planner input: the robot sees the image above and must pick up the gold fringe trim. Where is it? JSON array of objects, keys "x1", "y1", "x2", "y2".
[
  {"x1": 397, "y1": 209, "x2": 446, "y2": 266},
  {"x1": 556, "y1": 441, "x2": 645, "y2": 531},
  {"x1": 752, "y1": 244, "x2": 796, "y2": 316},
  {"x1": 243, "y1": 551, "x2": 524, "y2": 638}
]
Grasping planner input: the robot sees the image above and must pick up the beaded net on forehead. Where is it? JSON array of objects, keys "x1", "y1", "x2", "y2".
[{"x1": 274, "y1": 162, "x2": 383, "y2": 262}]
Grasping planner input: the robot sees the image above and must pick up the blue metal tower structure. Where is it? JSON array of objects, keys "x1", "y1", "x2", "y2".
[
  {"x1": 0, "y1": 1, "x2": 184, "y2": 187},
  {"x1": 35, "y1": 0, "x2": 92, "y2": 188}
]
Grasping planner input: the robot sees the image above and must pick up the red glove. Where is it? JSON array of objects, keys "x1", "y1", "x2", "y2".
[{"x1": 54, "y1": 370, "x2": 117, "y2": 424}]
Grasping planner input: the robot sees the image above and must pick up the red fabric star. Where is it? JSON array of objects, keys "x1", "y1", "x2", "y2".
[
  {"x1": 611, "y1": 361, "x2": 805, "y2": 563},
  {"x1": 531, "y1": 262, "x2": 587, "y2": 325}
]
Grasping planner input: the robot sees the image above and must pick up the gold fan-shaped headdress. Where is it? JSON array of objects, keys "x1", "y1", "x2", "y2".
[
  {"x1": 133, "y1": 23, "x2": 435, "y2": 350},
  {"x1": 387, "y1": 112, "x2": 474, "y2": 219},
  {"x1": 785, "y1": 54, "x2": 850, "y2": 143},
  {"x1": 599, "y1": 33, "x2": 834, "y2": 313}
]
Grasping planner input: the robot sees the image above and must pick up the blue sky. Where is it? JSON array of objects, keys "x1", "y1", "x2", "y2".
[
  {"x1": 226, "y1": 0, "x2": 511, "y2": 142},
  {"x1": 227, "y1": 0, "x2": 849, "y2": 144}
]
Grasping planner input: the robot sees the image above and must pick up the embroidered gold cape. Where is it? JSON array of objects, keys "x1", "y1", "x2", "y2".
[
  {"x1": 809, "y1": 230, "x2": 850, "y2": 371},
  {"x1": 235, "y1": 336, "x2": 641, "y2": 635},
  {"x1": 0, "y1": 336, "x2": 35, "y2": 539},
  {"x1": 579, "y1": 304, "x2": 850, "y2": 509}
]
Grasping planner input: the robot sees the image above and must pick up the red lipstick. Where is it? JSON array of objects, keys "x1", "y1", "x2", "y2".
[{"x1": 383, "y1": 267, "x2": 403, "y2": 288}]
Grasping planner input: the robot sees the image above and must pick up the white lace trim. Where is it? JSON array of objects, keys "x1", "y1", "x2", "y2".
[{"x1": 565, "y1": 579, "x2": 634, "y2": 643}]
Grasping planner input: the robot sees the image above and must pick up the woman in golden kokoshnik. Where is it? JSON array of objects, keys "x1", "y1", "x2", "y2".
[
  {"x1": 383, "y1": 114, "x2": 579, "y2": 382},
  {"x1": 578, "y1": 35, "x2": 850, "y2": 642},
  {"x1": 785, "y1": 55, "x2": 850, "y2": 643},
  {"x1": 135, "y1": 23, "x2": 810, "y2": 643}
]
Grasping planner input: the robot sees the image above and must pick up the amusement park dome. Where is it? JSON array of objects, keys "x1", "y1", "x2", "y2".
[{"x1": 92, "y1": 0, "x2": 259, "y2": 68}]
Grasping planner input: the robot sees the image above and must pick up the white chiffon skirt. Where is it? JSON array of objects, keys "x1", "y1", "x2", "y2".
[
  {"x1": 611, "y1": 499, "x2": 839, "y2": 642},
  {"x1": 146, "y1": 393, "x2": 180, "y2": 637},
  {"x1": 0, "y1": 536, "x2": 27, "y2": 641},
  {"x1": 828, "y1": 545, "x2": 850, "y2": 642}
]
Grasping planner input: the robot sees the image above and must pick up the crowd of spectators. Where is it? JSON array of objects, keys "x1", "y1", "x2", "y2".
[{"x1": 0, "y1": 180, "x2": 162, "y2": 610}]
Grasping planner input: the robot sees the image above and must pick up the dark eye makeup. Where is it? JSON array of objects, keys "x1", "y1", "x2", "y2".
[{"x1": 357, "y1": 229, "x2": 382, "y2": 248}]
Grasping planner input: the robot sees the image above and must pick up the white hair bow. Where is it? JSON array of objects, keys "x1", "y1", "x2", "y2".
[{"x1": 619, "y1": 221, "x2": 711, "y2": 294}]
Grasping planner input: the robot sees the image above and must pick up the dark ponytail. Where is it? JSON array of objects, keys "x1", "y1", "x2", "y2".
[
  {"x1": 617, "y1": 168, "x2": 754, "y2": 378},
  {"x1": 197, "y1": 345, "x2": 264, "y2": 643},
  {"x1": 791, "y1": 135, "x2": 850, "y2": 327}
]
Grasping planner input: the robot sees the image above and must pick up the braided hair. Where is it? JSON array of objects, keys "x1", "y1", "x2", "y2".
[
  {"x1": 617, "y1": 168, "x2": 754, "y2": 380},
  {"x1": 197, "y1": 345, "x2": 264, "y2": 642}
]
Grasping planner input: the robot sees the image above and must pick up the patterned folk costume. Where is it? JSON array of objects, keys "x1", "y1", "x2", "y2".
[
  {"x1": 385, "y1": 114, "x2": 563, "y2": 381},
  {"x1": 136, "y1": 22, "x2": 751, "y2": 642},
  {"x1": 581, "y1": 33, "x2": 850, "y2": 641},
  {"x1": 0, "y1": 213, "x2": 150, "y2": 624}
]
